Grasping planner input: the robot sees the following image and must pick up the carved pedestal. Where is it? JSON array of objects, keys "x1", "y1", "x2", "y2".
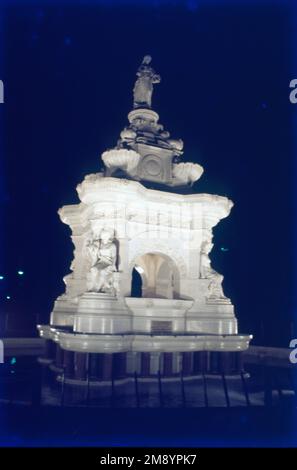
[{"x1": 74, "y1": 292, "x2": 132, "y2": 334}]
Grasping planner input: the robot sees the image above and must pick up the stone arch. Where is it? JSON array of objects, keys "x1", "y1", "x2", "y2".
[
  {"x1": 129, "y1": 250, "x2": 185, "y2": 299},
  {"x1": 131, "y1": 252, "x2": 178, "y2": 299},
  {"x1": 129, "y1": 237, "x2": 188, "y2": 279}
]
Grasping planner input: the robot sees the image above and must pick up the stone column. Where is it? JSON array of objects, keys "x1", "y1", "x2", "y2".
[
  {"x1": 55, "y1": 345, "x2": 64, "y2": 369},
  {"x1": 141, "y1": 352, "x2": 150, "y2": 376},
  {"x1": 209, "y1": 351, "x2": 220, "y2": 374},
  {"x1": 126, "y1": 351, "x2": 138, "y2": 374},
  {"x1": 193, "y1": 351, "x2": 207, "y2": 374},
  {"x1": 172, "y1": 352, "x2": 182, "y2": 374},
  {"x1": 182, "y1": 352, "x2": 193, "y2": 376},
  {"x1": 113, "y1": 353, "x2": 127, "y2": 379},
  {"x1": 63, "y1": 350, "x2": 74, "y2": 378},
  {"x1": 118, "y1": 238, "x2": 131, "y2": 296},
  {"x1": 88, "y1": 353, "x2": 100, "y2": 380},
  {"x1": 163, "y1": 352, "x2": 173, "y2": 376},
  {"x1": 102, "y1": 354, "x2": 113, "y2": 380},
  {"x1": 95, "y1": 353, "x2": 104, "y2": 380},
  {"x1": 74, "y1": 352, "x2": 87, "y2": 380},
  {"x1": 150, "y1": 352, "x2": 161, "y2": 375}
]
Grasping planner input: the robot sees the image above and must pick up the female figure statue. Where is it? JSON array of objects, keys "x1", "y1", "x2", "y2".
[
  {"x1": 86, "y1": 228, "x2": 117, "y2": 294},
  {"x1": 200, "y1": 240, "x2": 226, "y2": 300},
  {"x1": 133, "y1": 55, "x2": 161, "y2": 109}
]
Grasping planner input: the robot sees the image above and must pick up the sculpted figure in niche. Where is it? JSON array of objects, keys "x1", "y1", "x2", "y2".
[
  {"x1": 200, "y1": 240, "x2": 226, "y2": 300},
  {"x1": 133, "y1": 55, "x2": 161, "y2": 109},
  {"x1": 86, "y1": 228, "x2": 117, "y2": 294}
]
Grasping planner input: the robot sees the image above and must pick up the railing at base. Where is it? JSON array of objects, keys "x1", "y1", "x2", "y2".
[{"x1": 1, "y1": 362, "x2": 296, "y2": 409}]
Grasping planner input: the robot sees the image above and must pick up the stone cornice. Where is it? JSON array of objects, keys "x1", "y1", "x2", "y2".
[
  {"x1": 76, "y1": 176, "x2": 233, "y2": 220},
  {"x1": 58, "y1": 202, "x2": 92, "y2": 228},
  {"x1": 37, "y1": 325, "x2": 252, "y2": 353}
]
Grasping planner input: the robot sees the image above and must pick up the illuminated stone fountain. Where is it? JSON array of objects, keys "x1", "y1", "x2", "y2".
[{"x1": 38, "y1": 56, "x2": 252, "y2": 380}]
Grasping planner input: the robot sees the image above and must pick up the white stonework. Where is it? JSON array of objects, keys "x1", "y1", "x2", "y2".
[
  {"x1": 39, "y1": 56, "x2": 252, "y2": 354},
  {"x1": 37, "y1": 324, "x2": 251, "y2": 354},
  {"x1": 102, "y1": 149, "x2": 140, "y2": 175},
  {"x1": 172, "y1": 162, "x2": 204, "y2": 186}
]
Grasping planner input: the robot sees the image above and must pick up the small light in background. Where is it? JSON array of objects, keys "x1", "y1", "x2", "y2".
[
  {"x1": 0, "y1": 275, "x2": 4, "y2": 280},
  {"x1": 10, "y1": 357, "x2": 16, "y2": 365},
  {"x1": 6, "y1": 295, "x2": 11, "y2": 300},
  {"x1": 17, "y1": 270, "x2": 24, "y2": 276},
  {"x1": 220, "y1": 247, "x2": 229, "y2": 252}
]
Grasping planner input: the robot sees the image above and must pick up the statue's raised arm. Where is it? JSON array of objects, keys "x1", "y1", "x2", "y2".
[{"x1": 133, "y1": 55, "x2": 161, "y2": 109}]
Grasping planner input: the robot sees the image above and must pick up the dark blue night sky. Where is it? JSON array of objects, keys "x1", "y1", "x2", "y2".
[{"x1": 0, "y1": 0, "x2": 295, "y2": 346}]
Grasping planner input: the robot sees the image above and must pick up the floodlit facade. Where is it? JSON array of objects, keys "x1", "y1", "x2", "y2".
[{"x1": 38, "y1": 56, "x2": 251, "y2": 381}]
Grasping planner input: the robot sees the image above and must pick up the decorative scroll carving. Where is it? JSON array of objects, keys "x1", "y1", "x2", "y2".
[
  {"x1": 102, "y1": 149, "x2": 140, "y2": 174},
  {"x1": 172, "y1": 162, "x2": 204, "y2": 186}
]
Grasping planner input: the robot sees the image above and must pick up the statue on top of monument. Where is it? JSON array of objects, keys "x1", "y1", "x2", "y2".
[
  {"x1": 86, "y1": 228, "x2": 117, "y2": 294},
  {"x1": 133, "y1": 55, "x2": 161, "y2": 109}
]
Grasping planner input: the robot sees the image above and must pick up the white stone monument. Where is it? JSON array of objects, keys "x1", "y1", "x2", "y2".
[{"x1": 38, "y1": 56, "x2": 252, "y2": 378}]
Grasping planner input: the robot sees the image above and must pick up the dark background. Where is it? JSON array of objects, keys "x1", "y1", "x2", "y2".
[{"x1": 0, "y1": 0, "x2": 294, "y2": 346}]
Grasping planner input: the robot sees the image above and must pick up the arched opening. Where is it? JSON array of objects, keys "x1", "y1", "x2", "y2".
[
  {"x1": 131, "y1": 267, "x2": 142, "y2": 297},
  {"x1": 131, "y1": 252, "x2": 180, "y2": 299}
]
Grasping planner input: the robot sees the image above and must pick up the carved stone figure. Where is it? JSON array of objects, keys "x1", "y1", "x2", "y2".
[
  {"x1": 199, "y1": 240, "x2": 213, "y2": 279},
  {"x1": 200, "y1": 240, "x2": 226, "y2": 300},
  {"x1": 133, "y1": 55, "x2": 161, "y2": 109},
  {"x1": 208, "y1": 273, "x2": 226, "y2": 300},
  {"x1": 86, "y1": 228, "x2": 117, "y2": 294}
]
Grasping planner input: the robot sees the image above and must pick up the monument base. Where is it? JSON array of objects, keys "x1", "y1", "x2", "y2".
[
  {"x1": 50, "y1": 294, "x2": 77, "y2": 327},
  {"x1": 74, "y1": 292, "x2": 132, "y2": 334},
  {"x1": 37, "y1": 325, "x2": 251, "y2": 378}
]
